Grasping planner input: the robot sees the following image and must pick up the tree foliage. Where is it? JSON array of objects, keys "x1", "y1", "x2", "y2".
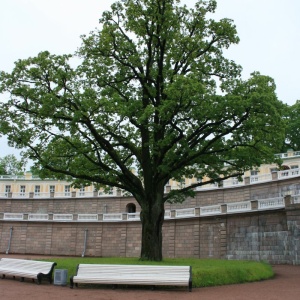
[
  {"x1": 282, "y1": 100, "x2": 300, "y2": 151},
  {"x1": 0, "y1": 0, "x2": 285, "y2": 260},
  {"x1": 0, "y1": 154, "x2": 25, "y2": 175}
]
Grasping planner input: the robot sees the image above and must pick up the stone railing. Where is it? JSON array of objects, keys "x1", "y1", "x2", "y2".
[
  {"x1": 249, "y1": 174, "x2": 272, "y2": 184},
  {"x1": 278, "y1": 168, "x2": 300, "y2": 179},
  {"x1": 170, "y1": 169, "x2": 299, "y2": 191},
  {"x1": 200, "y1": 205, "x2": 222, "y2": 216},
  {"x1": 1, "y1": 195, "x2": 292, "y2": 223},
  {"x1": 77, "y1": 214, "x2": 98, "y2": 221},
  {"x1": 292, "y1": 194, "x2": 300, "y2": 204},
  {"x1": 275, "y1": 151, "x2": 300, "y2": 159},
  {"x1": 257, "y1": 197, "x2": 285, "y2": 210},
  {"x1": 227, "y1": 201, "x2": 251, "y2": 213}
]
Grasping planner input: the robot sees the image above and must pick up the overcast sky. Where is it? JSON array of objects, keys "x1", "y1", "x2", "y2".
[{"x1": 0, "y1": 0, "x2": 299, "y2": 158}]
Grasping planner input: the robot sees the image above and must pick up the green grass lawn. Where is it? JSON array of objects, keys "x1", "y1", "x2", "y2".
[{"x1": 43, "y1": 257, "x2": 274, "y2": 288}]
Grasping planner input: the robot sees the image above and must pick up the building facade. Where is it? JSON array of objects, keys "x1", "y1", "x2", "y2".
[{"x1": 1, "y1": 150, "x2": 299, "y2": 200}]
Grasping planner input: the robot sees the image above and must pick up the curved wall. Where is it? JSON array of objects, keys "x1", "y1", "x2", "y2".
[{"x1": 0, "y1": 176, "x2": 300, "y2": 264}]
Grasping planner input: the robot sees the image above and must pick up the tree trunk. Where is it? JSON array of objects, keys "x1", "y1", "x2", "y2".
[{"x1": 139, "y1": 199, "x2": 165, "y2": 261}]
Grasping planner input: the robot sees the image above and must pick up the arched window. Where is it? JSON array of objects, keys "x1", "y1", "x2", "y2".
[{"x1": 126, "y1": 203, "x2": 136, "y2": 213}]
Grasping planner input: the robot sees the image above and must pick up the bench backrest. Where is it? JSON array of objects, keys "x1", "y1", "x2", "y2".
[
  {"x1": 76, "y1": 264, "x2": 191, "y2": 279},
  {"x1": 0, "y1": 258, "x2": 55, "y2": 273}
]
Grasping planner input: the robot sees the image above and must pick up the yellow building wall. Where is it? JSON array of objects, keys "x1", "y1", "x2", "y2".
[{"x1": 1, "y1": 151, "x2": 300, "y2": 195}]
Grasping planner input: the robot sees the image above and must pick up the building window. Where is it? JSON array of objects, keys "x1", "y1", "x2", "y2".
[
  {"x1": 50, "y1": 185, "x2": 55, "y2": 193},
  {"x1": 79, "y1": 186, "x2": 85, "y2": 196},
  {"x1": 65, "y1": 185, "x2": 71, "y2": 197},
  {"x1": 34, "y1": 185, "x2": 40, "y2": 196},
  {"x1": 5, "y1": 185, "x2": 11, "y2": 197},
  {"x1": 126, "y1": 203, "x2": 136, "y2": 213},
  {"x1": 20, "y1": 185, "x2": 26, "y2": 196},
  {"x1": 179, "y1": 178, "x2": 185, "y2": 188},
  {"x1": 250, "y1": 170, "x2": 259, "y2": 176},
  {"x1": 232, "y1": 177, "x2": 239, "y2": 185},
  {"x1": 98, "y1": 187, "x2": 113, "y2": 196},
  {"x1": 291, "y1": 165, "x2": 299, "y2": 176}
]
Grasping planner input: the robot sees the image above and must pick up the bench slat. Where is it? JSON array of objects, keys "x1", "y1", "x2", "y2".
[
  {"x1": 0, "y1": 258, "x2": 57, "y2": 284},
  {"x1": 70, "y1": 264, "x2": 192, "y2": 291}
]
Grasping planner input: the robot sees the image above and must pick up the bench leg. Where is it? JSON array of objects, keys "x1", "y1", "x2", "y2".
[
  {"x1": 70, "y1": 277, "x2": 74, "y2": 289},
  {"x1": 20, "y1": 277, "x2": 24, "y2": 282},
  {"x1": 2, "y1": 274, "x2": 5, "y2": 279},
  {"x1": 37, "y1": 274, "x2": 42, "y2": 285}
]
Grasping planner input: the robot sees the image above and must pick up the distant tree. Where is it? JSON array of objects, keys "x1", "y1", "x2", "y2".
[
  {"x1": 0, "y1": 154, "x2": 25, "y2": 175},
  {"x1": 0, "y1": 160, "x2": 5, "y2": 175},
  {"x1": 282, "y1": 100, "x2": 300, "y2": 151},
  {"x1": 0, "y1": 0, "x2": 285, "y2": 260}
]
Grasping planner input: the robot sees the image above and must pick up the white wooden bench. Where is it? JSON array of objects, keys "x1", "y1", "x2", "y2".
[
  {"x1": 70, "y1": 264, "x2": 192, "y2": 291},
  {"x1": 0, "y1": 258, "x2": 57, "y2": 284}
]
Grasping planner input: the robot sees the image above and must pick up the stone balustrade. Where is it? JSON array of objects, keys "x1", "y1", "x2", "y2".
[{"x1": 0, "y1": 195, "x2": 292, "y2": 223}]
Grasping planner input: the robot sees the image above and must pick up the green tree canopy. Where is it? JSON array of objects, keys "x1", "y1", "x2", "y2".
[
  {"x1": 0, "y1": 154, "x2": 25, "y2": 175},
  {"x1": 0, "y1": 0, "x2": 285, "y2": 260},
  {"x1": 282, "y1": 100, "x2": 300, "y2": 151}
]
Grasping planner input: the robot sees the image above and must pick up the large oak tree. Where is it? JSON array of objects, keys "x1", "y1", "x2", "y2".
[{"x1": 0, "y1": 0, "x2": 284, "y2": 260}]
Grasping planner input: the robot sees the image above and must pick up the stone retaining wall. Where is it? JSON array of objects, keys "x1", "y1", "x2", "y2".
[
  {"x1": 1, "y1": 206, "x2": 300, "y2": 264},
  {"x1": 0, "y1": 176, "x2": 300, "y2": 264}
]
